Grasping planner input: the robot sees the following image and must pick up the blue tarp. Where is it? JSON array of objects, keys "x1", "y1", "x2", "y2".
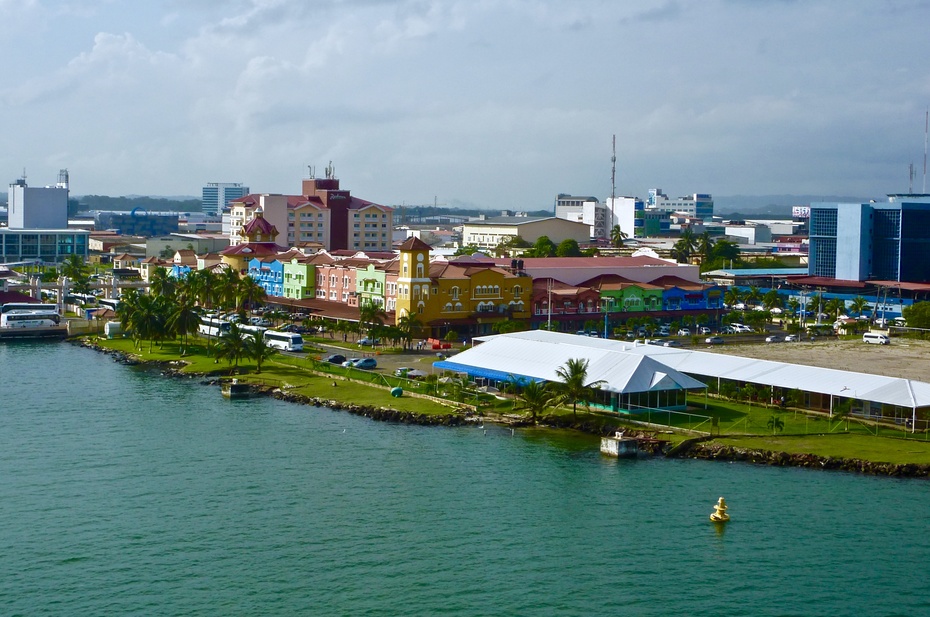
[{"x1": 432, "y1": 361, "x2": 544, "y2": 385}]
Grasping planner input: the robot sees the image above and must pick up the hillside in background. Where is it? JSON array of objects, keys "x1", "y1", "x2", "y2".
[
  {"x1": 75, "y1": 195, "x2": 202, "y2": 213},
  {"x1": 713, "y1": 194, "x2": 872, "y2": 218}
]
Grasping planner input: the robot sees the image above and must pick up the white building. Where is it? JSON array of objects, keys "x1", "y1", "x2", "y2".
[
  {"x1": 462, "y1": 216, "x2": 591, "y2": 250},
  {"x1": 202, "y1": 182, "x2": 250, "y2": 216},
  {"x1": 647, "y1": 189, "x2": 713, "y2": 221},
  {"x1": 0, "y1": 170, "x2": 89, "y2": 264},
  {"x1": 554, "y1": 194, "x2": 606, "y2": 239}
]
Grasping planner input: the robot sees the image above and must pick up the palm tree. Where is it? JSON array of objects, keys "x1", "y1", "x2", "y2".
[
  {"x1": 513, "y1": 379, "x2": 554, "y2": 422},
  {"x1": 824, "y1": 297, "x2": 845, "y2": 321},
  {"x1": 243, "y1": 334, "x2": 277, "y2": 373},
  {"x1": 609, "y1": 225, "x2": 628, "y2": 248},
  {"x1": 149, "y1": 266, "x2": 177, "y2": 300},
  {"x1": 553, "y1": 358, "x2": 606, "y2": 418},
  {"x1": 167, "y1": 297, "x2": 201, "y2": 355},
  {"x1": 849, "y1": 296, "x2": 871, "y2": 318},
  {"x1": 745, "y1": 286, "x2": 762, "y2": 307},
  {"x1": 214, "y1": 323, "x2": 248, "y2": 369},
  {"x1": 396, "y1": 312, "x2": 423, "y2": 350},
  {"x1": 724, "y1": 287, "x2": 743, "y2": 308},
  {"x1": 60, "y1": 254, "x2": 89, "y2": 282},
  {"x1": 767, "y1": 414, "x2": 785, "y2": 434},
  {"x1": 696, "y1": 232, "x2": 715, "y2": 264},
  {"x1": 236, "y1": 275, "x2": 266, "y2": 314},
  {"x1": 358, "y1": 301, "x2": 386, "y2": 338}
]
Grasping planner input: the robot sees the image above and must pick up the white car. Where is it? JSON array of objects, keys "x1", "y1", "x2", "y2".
[{"x1": 677, "y1": 328, "x2": 691, "y2": 336}]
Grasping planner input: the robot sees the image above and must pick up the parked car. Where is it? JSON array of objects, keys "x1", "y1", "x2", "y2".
[
  {"x1": 784, "y1": 334, "x2": 799, "y2": 342},
  {"x1": 764, "y1": 335, "x2": 782, "y2": 343},
  {"x1": 325, "y1": 354, "x2": 346, "y2": 365},
  {"x1": 647, "y1": 338, "x2": 669, "y2": 346},
  {"x1": 657, "y1": 327, "x2": 671, "y2": 337},
  {"x1": 358, "y1": 338, "x2": 381, "y2": 346},
  {"x1": 704, "y1": 336, "x2": 725, "y2": 345},
  {"x1": 719, "y1": 326, "x2": 736, "y2": 334},
  {"x1": 698, "y1": 326, "x2": 712, "y2": 335},
  {"x1": 662, "y1": 340, "x2": 682, "y2": 347},
  {"x1": 677, "y1": 328, "x2": 691, "y2": 336},
  {"x1": 354, "y1": 358, "x2": 378, "y2": 370}
]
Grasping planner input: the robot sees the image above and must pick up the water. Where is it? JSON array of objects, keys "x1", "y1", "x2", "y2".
[{"x1": 1, "y1": 341, "x2": 929, "y2": 616}]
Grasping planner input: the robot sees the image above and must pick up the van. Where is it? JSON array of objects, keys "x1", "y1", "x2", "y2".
[{"x1": 863, "y1": 332, "x2": 890, "y2": 345}]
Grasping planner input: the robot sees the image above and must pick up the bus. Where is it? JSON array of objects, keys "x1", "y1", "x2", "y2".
[
  {"x1": 98, "y1": 298, "x2": 121, "y2": 311},
  {"x1": 1, "y1": 309, "x2": 61, "y2": 329},
  {"x1": 1, "y1": 302, "x2": 56, "y2": 314},
  {"x1": 238, "y1": 324, "x2": 267, "y2": 341},
  {"x1": 199, "y1": 316, "x2": 232, "y2": 337},
  {"x1": 263, "y1": 330, "x2": 303, "y2": 351}
]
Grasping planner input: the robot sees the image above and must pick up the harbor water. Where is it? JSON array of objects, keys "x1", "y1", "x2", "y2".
[{"x1": 2, "y1": 341, "x2": 929, "y2": 616}]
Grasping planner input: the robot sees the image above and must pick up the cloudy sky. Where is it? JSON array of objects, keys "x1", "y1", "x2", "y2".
[{"x1": 2, "y1": 0, "x2": 930, "y2": 209}]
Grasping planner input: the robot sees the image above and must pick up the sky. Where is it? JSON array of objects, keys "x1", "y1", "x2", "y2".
[{"x1": 2, "y1": 0, "x2": 930, "y2": 209}]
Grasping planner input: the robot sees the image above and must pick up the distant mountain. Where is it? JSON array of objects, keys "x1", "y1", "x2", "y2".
[{"x1": 714, "y1": 194, "x2": 871, "y2": 217}]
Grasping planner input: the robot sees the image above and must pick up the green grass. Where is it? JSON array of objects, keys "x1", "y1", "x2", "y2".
[
  {"x1": 92, "y1": 336, "x2": 456, "y2": 415},
  {"x1": 713, "y1": 434, "x2": 930, "y2": 465}
]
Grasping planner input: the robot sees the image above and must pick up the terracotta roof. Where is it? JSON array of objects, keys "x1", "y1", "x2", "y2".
[
  {"x1": 0, "y1": 291, "x2": 41, "y2": 305},
  {"x1": 647, "y1": 275, "x2": 709, "y2": 290},
  {"x1": 398, "y1": 237, "x2": 432, "y2": 252},
  {"x1": 220, "y1": 243, "x2": 284, "y2": 257},
  {"x1": 242, "y1": 215, "x2": 277, "y2": 236}
]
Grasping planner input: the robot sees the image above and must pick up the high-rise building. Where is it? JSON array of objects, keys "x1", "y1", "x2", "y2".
[
  {"x1": 202, "y1": 182, "x2": 249, "y2": 215},
  {"x1": 809, "y1": 194, "x2": 930, "y2": 282},
  {"x1": 0, "y1": 170, "x2": 89, "y2": 264}
]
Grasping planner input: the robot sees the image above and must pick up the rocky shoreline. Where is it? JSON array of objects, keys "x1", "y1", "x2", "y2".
[
  {"x1": 77, "y1": 338, "x2": 928, "y2": 478},
  {"x1": 673, "y1": 440, "x2": 930, "y2": 479}
]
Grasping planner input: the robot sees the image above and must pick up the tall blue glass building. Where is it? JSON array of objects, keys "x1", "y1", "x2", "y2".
[{"x1": 809, "y1": 194, "x2": 930, "y2": 282}]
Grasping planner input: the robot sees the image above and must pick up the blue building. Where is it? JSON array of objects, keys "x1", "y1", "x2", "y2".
[
  {"x1": 248, "y1": 257, "x2": 284, "y2": 297},
  {"x1": 809, "y1": 194, "x2": 930, "y2": 283},
  {"x1": 202, "y1": 183, "x2": 249, "y2": 216}
]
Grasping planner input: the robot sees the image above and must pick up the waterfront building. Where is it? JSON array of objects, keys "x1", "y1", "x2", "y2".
[
  {"x1": 0, "y1": 171, "x2": 89, "y2": 264},
  {"x1": 202, "y1": 182, "x2": 249, "y2": 216},
  {"x1": 809, "y1": 194, "x2": 930, "y2": 283}
]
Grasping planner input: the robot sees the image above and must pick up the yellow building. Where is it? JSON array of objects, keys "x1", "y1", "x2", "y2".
[{"x1": 396, "y1": 237, "x2": 531, "y2": 337}]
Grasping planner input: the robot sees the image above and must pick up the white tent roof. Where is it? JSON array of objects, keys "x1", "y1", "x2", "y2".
[
  {"x1": 461, "y1": 331, "x2": 930, "y2": 409},
  {"x1": 435, "y1": 332, "x2": 706, "y2": 394}
]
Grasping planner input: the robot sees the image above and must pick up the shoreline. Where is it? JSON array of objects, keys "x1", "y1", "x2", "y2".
[{"x1": 75, "y1": 337, "x2": 929, "y2": 479}]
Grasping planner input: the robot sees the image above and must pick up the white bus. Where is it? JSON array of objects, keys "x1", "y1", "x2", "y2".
[
  {"x1": 199, "y1": 316, "x2": 232, "y2": 337},
  {"x1": 238, "y1": 324, "x2": 267, "y2": 341},
  {"x1": 1, "y1": 309, "x2": 61, "y2": 328},
  {"x1": 1, "y1": 302, "x2": 57, "y2": 314},
  {"x1": 263, "y1": 330, "x2": 303, "y2": 351},
  {"x1": 98, "y1": 298, "x2": 121, "y2": 311}
]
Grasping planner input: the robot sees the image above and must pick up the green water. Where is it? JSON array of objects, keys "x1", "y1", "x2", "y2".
[{"x1": 1, "y1": 341, "x2": 929, "y2": 616}]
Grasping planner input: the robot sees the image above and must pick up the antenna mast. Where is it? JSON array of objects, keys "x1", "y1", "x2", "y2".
[
  {"x1": 921, "y1": 109, "x2": 930, "y2": 195},
  {"x1": 611, "y1": 134, "x2": 617, "y2": 202}
]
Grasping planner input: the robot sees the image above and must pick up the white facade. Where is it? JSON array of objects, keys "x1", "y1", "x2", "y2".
[
  {"x1": 724, "y1": 224, "x2": 773, "y2": 245},
  {"x1": 554, "y1": 194, "x2": 605, "y2": 239},
  {"x1": 462, "y1": 217, "x2": 591, "y2": 249},
  {"x1": 8, "y1": 179, "x2": 68, "y2": 230},
  {"x1": 202, "y1": 182, "x2": 249, "y2": 216},
  {"x1": 605, "y1": 196, "x2": 637, "y2": 239}
]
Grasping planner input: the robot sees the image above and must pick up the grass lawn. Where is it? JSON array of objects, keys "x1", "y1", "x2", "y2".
[
  {"x1": 713, "y1": 434, "x2": 930, "y2": 466},
  {"x1": 90, "y1": 336, "x2": 457, "y2": 415}
]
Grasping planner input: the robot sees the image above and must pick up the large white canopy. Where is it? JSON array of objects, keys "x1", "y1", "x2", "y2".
[{"x1": 441, "y1": 330, "x2": 930, "y2": 410}]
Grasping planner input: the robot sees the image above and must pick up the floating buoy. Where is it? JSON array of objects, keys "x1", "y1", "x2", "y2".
[{"x1": 710, "y1": 496, "x2": 730, "y2": 523}]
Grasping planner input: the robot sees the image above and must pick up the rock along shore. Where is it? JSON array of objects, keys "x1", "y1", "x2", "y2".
[{"x1": 77, "y1": 338, "x2": 928, "y2": 478}]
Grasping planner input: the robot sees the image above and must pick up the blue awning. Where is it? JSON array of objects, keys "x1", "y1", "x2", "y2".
[{"x1": 432, "y1": 361, "x2": 544, "y2": 385}]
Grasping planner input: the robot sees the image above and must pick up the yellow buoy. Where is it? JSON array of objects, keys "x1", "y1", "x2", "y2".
[{"x1": 710, "y1": 496, "x2": 730, "y2": 523}]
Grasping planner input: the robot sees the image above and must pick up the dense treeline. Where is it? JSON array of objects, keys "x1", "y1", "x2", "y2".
[{"x1": 75, "y1": 195, "x2": 202, "y2": 213}]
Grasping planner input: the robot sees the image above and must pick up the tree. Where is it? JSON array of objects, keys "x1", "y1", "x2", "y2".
[
  {"x1": 396, "y1": 313, "x2": 423, "y2": 350},
  {"x1": 610, "y1": 225, "x2": 628, "y2": 248},
  {"x1": 767, "y1": 413, "x2": 785, "y2": 434},
  {"x1": 513, "y1": 380, "x2": 554, "y2": 422},
  {"x1": 553, "y1": 358, "x2": 605, "y2": 418},
  {"x1": 243, "y1": 334, "x2": 277, "y2": 373},
  {"x1": 214, "y1": 323, "x2": 248, "y2": 369},
  {"x1": 849, "y1": 296, "x2": 872, "y2": 317},
  {"x1": 359, "y1": 301, "x2": 387, "y2": 338},
  {"x1": 149, "y1": 266, "x2": 176, "y2": 300},
  {"x1": 236, "y1": 275, "x2": 266, "y2": 313},
  {"x1": 724, "y1": 287, "x2": 743, "y2": 308},
  {"x1": 555, "y1": 239, "x2": 582, "y2": 257},
  {"x1": 167, "y1": 297, "x2": 201, "y2": 355},
  {"x1": 902, "y1": 301, "x2": 930, "y2": 328},
  {"x1": 696, "y1": 232, "x2": 715, "y2": 264},
  {"x1": 530, "y1": 236, "x2": 556, "y2": 257}
]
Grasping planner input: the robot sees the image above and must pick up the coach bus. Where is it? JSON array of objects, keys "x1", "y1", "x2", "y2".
[
  {"x1": 263, "y1": 330, "x2": 303, "y2": 352},
  {"x1": 198, "y1": 316, "x2": 232, "y2": 337}
]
